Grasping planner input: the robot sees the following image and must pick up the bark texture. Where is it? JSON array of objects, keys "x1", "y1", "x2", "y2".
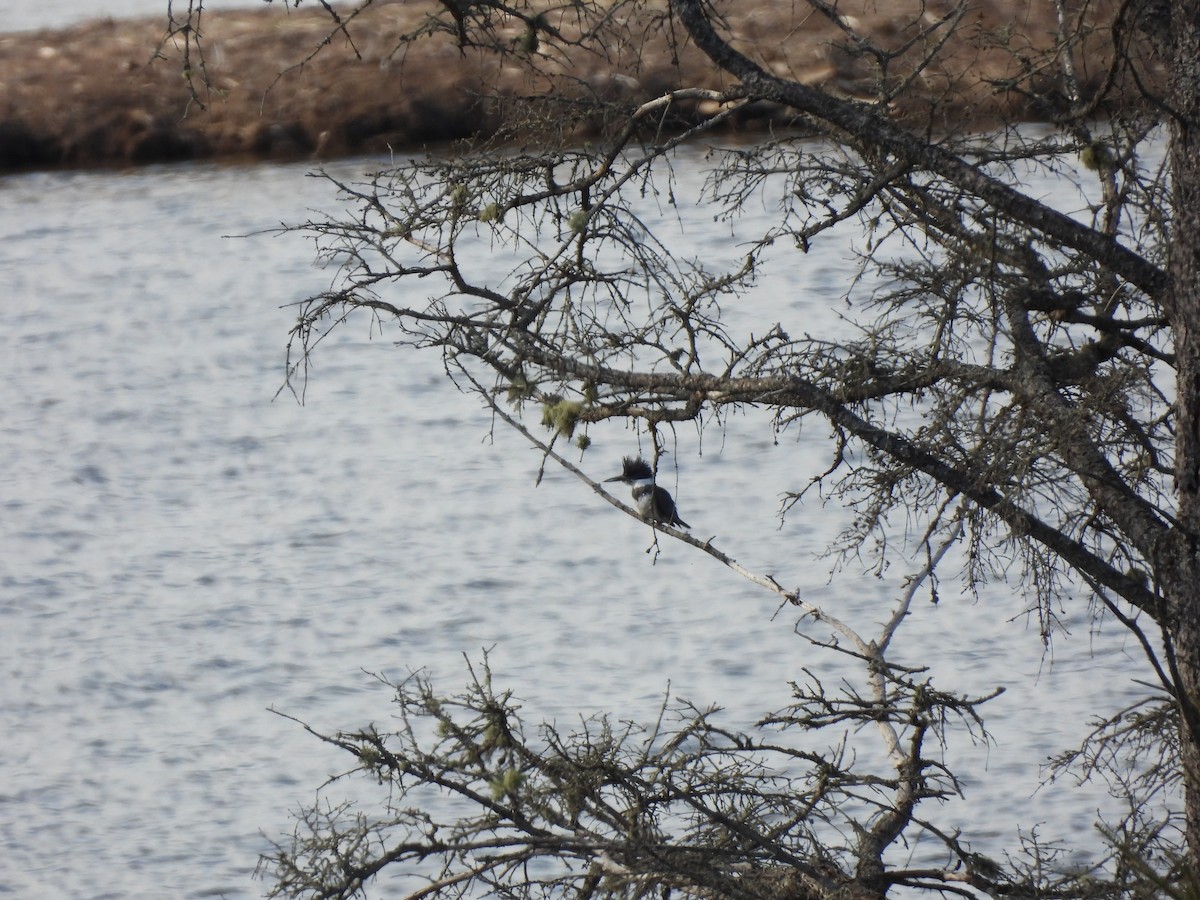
[{"x1": 1168, "y1": 0, "x2": 1200, "y2": 874}]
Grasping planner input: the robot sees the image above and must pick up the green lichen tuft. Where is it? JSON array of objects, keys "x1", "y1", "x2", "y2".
[
  {"x1": 449, "y1": 182, "x2": 470, "y2": 211},
  {"x1": 481, "y1": 720, "x2": 513, "y2": 753},
  {"x1": 1080, "y1": 142, "x2": 1114, "y2": 171},
  {"x1": 490, "y1": 768, "x2": 525, "y2": 800},
  {"x1": 506, "y1": 370, "x2": 534, "y2": 406},
  {"x1": 517, "y1": 25, "x2": 539, "y2": 54},
  {"x1": 541, "y1": 396, "x2": 585, "y2": 438},
  {"x1": 567, "y1": 209, "x2": 588, "y2": 234}
]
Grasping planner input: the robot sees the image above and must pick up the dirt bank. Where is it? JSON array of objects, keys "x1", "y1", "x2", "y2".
[{"x1": 0, "y1": 0, "x2": 1149, "y2": 173}]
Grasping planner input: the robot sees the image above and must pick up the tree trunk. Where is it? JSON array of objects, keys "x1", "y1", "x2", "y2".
[
  {"x1": 1168, "y1": 0, "x2": 1200, "y2": 878},
  {"x1": 1176, "y1": 615, "x2": 1200, "y2": 878}
]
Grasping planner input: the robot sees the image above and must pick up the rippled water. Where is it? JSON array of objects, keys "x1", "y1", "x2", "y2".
[
  {"x1": 0, "y1": 149, "x2": 1158, "y2": 898},
  {"x1": 0, "y1": 0, "x2": 258, "y2": 33}
]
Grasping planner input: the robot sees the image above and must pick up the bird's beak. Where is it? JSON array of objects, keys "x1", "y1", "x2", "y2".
[{"x1": 603, "y1": 475, "x2": 623, "y2": 483}]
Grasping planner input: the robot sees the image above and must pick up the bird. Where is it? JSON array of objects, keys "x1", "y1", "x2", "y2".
[{"x1": 604, "y1": 456, "x2": 689, "y2": 528}]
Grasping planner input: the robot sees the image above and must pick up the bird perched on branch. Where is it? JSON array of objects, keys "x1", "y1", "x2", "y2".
[{"x1": 604, "y1": 456, "x2": 689, "y2": 528}]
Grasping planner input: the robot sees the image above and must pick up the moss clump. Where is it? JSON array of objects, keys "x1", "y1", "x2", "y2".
[
  {"x1": 541, "y1": 396, "x2": 586, "y2": 438},
  {"x1": 449, "y1": 182, "x2": 470, "y2": 212},
  {"x1": 506, "y1": 370, "x2": 534, "y2": 406},
  {"x1": 567, "y1": 209, "x2": 588, "y2": 234},
  {"x1": 489, "y1": 768, "x2": 525, "y2": 801},
  {"x1": 1080, "y1": 141, "x2": 1114, "y2": 171}
]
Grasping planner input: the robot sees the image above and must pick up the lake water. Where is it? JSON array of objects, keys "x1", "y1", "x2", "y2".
[
  {"x1": 0, "y1": 0, "x2": 258, "y2": 34},
  {"x1": 0, "y1": 142, "x2": 1164, "y2": 898}
]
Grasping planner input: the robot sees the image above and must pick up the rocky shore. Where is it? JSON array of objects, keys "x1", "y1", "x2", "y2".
[{"x1": 0, "y1": 0, "x2": 1144, "y2": 173}]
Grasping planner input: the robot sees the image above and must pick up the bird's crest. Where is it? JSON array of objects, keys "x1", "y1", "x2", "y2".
[{"x1": 621, "y1": 456, "x2": 654, "y2": 480}]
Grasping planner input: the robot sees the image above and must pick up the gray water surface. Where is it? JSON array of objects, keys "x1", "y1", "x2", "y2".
[
  {"x1": 0, "y1": 152, "x2": 1157, "y2": 898},
  {"x1": 0, "y1": 0, "x2": 257, "y2": 33}
]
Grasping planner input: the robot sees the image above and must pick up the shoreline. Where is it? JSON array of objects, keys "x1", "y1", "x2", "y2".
[{"x1": 0, "y1": 0, "x2": 1147, "y2": 174}]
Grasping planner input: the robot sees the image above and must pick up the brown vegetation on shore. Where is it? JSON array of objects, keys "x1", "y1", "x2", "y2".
[{"x1": 0, "y1": 0, "x2": 1152, "y2": 173}]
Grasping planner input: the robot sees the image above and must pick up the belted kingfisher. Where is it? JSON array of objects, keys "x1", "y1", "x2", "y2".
[{"x1": 604, "y1": 456, "x2": 689, "y2": 528}]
